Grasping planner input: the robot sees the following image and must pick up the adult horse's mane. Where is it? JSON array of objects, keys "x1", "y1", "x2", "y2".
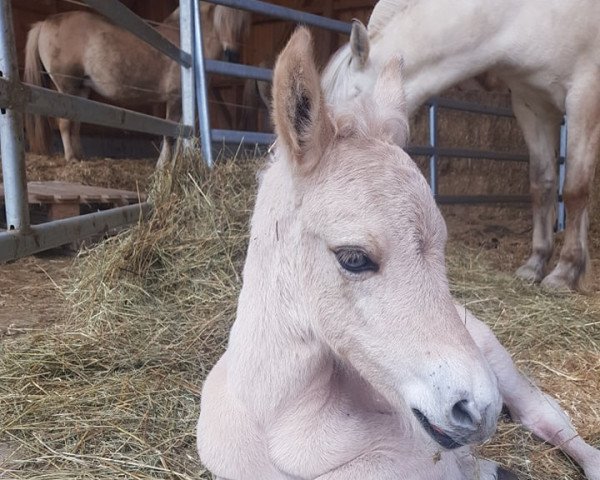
[{"x1": 367, "y1": 0, "x2": 414, "y2": 36}]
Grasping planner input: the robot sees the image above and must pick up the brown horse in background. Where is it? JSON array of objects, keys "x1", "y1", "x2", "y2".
[{"x1": 24, "y1": 5, "x2": 251, "y2": 166}]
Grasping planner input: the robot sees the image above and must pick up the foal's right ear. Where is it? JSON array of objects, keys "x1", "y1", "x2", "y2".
[
  {"x1": 350, "y1": 20, "x2": 370, "y2": 69},
  {"x1": 272, "y1": 27, "x2": 333, "y2": 172}
]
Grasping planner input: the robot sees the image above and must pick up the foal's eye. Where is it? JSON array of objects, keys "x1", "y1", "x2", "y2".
[{"x1": 335, "y1": 248, "x2": 378, "y2": 273}]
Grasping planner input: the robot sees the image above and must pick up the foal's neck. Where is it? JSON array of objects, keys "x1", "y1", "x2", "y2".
[
  {"x1": 375, "y1": 0, "x2": 516, "y2": 113},
  {"x1": 226, "y1": 159, "x2": 330, "y2": 419}
]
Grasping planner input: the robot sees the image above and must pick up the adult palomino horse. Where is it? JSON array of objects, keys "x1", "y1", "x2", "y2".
[
  {"x1": 197, "y1": 28, "x2": 600, "y2": 479},
  {"x1": 322, "y1": 0, "x2": 600, "y2": 291},
  {"x1": 24, "y1": 5, "x2": 251, "y2": 167}
]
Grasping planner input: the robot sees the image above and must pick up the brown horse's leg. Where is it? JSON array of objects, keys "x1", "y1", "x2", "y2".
[
  {"x1": 49, "y1": 74, "x2": 86, "y2": 162},
  {"x1": 542, "y1": 79, "x2": 600, "y2": 290},
  {"x1": 70, "y1": 87, "x2": 90, "y2": 160},
  {"x1": 157, "y1": 99, "x2": 182, "y2": 169},
  {"x1": 58, "y1": 118, "x2": 77, "y2": 163},
  {"x1": 511, "y1": 92, "x2": 562, "y2": 283}
]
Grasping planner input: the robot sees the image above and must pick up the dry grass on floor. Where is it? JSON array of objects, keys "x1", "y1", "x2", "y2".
[{"x1": 0, "y1": 152, "x2": 599, "y2": 479}]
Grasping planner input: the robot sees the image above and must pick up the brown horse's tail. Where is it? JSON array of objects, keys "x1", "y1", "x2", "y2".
[{"x1": 24, "y1": 22, "x2": 50, "y2": 155}]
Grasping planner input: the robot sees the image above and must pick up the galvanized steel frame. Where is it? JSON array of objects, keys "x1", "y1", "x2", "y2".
[
  {"x1": 194, "y1": 0, "x2": 566, "y2": 230},
  {"x1": 0, "y1": 0, "x2": 197, "y2": 262}
]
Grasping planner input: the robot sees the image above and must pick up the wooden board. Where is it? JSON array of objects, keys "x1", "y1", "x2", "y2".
[{"x1": 0, "y1": 181, "x2": 145, "y2": 207}]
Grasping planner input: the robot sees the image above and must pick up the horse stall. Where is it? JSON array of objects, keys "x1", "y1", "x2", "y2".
[{"x1": 1, "y1": 0, "x2": 600, "y2": 479}]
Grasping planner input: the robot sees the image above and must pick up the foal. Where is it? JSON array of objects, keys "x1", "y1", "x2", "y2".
[{"x1": 197, "y1": 28, "x2": 600, "y2": 480}]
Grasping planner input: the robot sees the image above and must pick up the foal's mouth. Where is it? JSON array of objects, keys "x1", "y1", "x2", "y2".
[{"x1": 412, "y1": 409, "x2": 464, "y2": 450}]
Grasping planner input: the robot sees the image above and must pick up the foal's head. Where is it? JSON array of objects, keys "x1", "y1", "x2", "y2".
[{"x1": 266, "y1": 27, "x2": 501, "y2": 449}]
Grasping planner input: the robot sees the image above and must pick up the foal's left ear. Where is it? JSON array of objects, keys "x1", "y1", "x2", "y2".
[
  {"x1": 272, "y1": 27, "x2": 334, "y2": 172},
  {"x1": 373, "y1": 56, "x2": 409, "y2": 146}
]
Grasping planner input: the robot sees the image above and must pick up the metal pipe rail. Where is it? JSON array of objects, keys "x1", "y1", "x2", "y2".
[
  {"x1": 206, "y1": 0, "x2": 352, "y2": 34},
  {"x1": 0, "y1": 0, "x2": 196, "y2": 262},
  {"x1": 0, "y1": 79, "x2": 194, "y2": 139}
]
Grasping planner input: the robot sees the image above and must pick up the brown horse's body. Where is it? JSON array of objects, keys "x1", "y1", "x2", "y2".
[{"x1": 24, "y1": 6, "x2": 250, "y2": 165}]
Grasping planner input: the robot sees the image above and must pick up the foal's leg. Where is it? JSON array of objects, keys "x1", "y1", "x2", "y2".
[
  {"x1": 457, "y1": 305, "x2": 600, "y2": 480},
  {"x1": 511, "y1": 93, "x2": 562, "y2": 283},
  {"x1": 542, "y1": 77, "x2": 600, "y2": 290},
  {"x1": 315, "y1": 449, "x2": 506, "y2": 480}
]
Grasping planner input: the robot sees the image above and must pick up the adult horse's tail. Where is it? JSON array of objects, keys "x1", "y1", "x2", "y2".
[{"x1": 24, "y1": 22, "x2": 50, "y2": 155}]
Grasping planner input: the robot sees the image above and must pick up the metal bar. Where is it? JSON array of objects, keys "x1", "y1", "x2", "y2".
[
  {"x1": 436, "y1": 195, "x2": 530, "y2": 205},
  {"x1": 82, "y1": 0, "x2": 191, "y2": 67},
  {"x1": 428, "y1": 103, "x2": 438, "y2": 195},
  {"x1": 193, "y1": 0, "x2": 214, "y2": 167},
  {"x1": 0, "y1": 202, "x2": 150, "y2": 263},
  {"x1": 405, "y1": 144, "x2": 528, "y2": 162},
  {"x1": 180, "y1": 0, "x2": 196, "y2": 143},
  {"x1": 207, "y1": 0, "x2": 352, "y2": 34},
  {"x1": 429, "y1": 96, "x2": 514, "y2": 118},
  {"x1": 205, "y1": 59, "x2": 273, "y2": 82},
  {"x1": 557, "y1": 116, "x2": 567, "y2": 231},
  {"x1": 0, "y1": 79, "x2": 193, "y2": 138},
  {"x1": 0, "y1": 0, "x2": 29, "y2": 232},
  {"x1": 212, "y1": 129, "x2": 275, "y2": 145}
]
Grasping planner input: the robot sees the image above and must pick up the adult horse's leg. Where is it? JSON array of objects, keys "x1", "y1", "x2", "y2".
[
  {"x1": 459, "y1": 306, "x2": 600, "y2": 480},
  {"x1": 50, "y1": 76, "x2": 89, "y2": 162},
  {"x1": 511, "y1": 92, "x2": 562, "y2": 283},
  {"x1": 542, "y1": 78, "x2": 600, "y2": 290},
  {"x1": 157, "y1": 98, "x2": 181, "y2": 169}
]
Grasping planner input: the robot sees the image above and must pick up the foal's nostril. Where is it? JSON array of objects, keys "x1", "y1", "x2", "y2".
[{"x1": 451, "y1": 399, "x2": 481, "y2": 430}]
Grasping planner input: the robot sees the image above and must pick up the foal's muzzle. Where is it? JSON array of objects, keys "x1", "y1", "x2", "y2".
[{"x1": 412, "y1": 399, "x2": 497, "y2": 449}]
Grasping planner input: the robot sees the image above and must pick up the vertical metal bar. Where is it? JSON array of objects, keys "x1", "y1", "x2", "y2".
[
  {"x1": 0, "y1": 0, "x2": 29, "y2": 231},
  {"x1": 428, "y1": 103, "x2": 438, "y2": 196},
  {"x1": 192, "y1": 0, "x2": 213, "y2": 167},
  {"x1": 557, "y1": 116, "x2": 567, "y2": 232},
  {"x1": 180, "y1": 0, "x2": 196, "y2": 146}
]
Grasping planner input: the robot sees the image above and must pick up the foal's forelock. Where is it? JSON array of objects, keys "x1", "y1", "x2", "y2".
[{"x1": 335, "y1": 98, "x2": 409, "y2": 147}]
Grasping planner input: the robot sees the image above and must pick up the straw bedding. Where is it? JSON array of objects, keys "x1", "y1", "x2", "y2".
[{"x1": 0, "y1": 148, "x2": 599, "y2": 479}]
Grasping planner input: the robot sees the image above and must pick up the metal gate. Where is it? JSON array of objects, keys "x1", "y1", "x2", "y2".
[{"x1": 0, "y1": 0, "x2": 196, "y2": 262}]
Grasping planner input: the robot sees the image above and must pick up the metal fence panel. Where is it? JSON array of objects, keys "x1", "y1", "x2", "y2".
[{"x1": 0, "y1": 79, "x2": 193, "y2": 138}]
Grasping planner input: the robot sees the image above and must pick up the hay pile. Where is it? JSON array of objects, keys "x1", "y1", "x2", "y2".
[
  {"x1": 0, "y1": 149, "x2": 257, "y2": 478},
  {"x1": 0, "y1": 149, "x2": 599, "y2": 479}
]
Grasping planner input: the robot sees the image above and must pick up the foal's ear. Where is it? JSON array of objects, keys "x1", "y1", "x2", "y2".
[
  {"x1": 373, "y1": 56, "x2": 409, "y2": 146},
  {"x1": 350, "y1": 20, "x2": 370, "y2": 69},
  {"x1": 272, "y1": 27, "x2": 333, "y2": 172}
]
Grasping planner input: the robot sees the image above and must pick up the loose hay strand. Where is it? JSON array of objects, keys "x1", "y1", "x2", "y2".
[{"x1": 0, "y1": 147, "x2": 598, "y2": 479}]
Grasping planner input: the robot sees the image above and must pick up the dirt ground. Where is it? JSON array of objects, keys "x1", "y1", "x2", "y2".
[
  {"x1": 2, "y1": 152, "x2": 600, "y2": 339},
  {"x1": 0, "y1": 153, "x2": 156, "y2": 337}
]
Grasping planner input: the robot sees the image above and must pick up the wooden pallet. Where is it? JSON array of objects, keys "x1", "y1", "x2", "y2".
[{"x1": 0, "y1": 181, "x2": 145, "y2": 221}]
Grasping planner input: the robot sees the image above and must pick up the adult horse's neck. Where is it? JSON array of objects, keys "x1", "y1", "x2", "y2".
[
  {"x1": 226, "y1": 158, "x2": 331, "y2": 420},
  {"x1": 375, "y1": 0, "x2": 515, "y2": 113}
]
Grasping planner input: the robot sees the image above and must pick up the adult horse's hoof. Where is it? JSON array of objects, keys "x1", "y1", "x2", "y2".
[
  {"x1": 541, "y1": 265, "x2": 579, "y2": 292},
  {"x1": 497, "y1": 467, "x2": 519, "y2": 480},
  {"x1": 515, "y1": 263, "x2": 543, "y2": 283}
]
